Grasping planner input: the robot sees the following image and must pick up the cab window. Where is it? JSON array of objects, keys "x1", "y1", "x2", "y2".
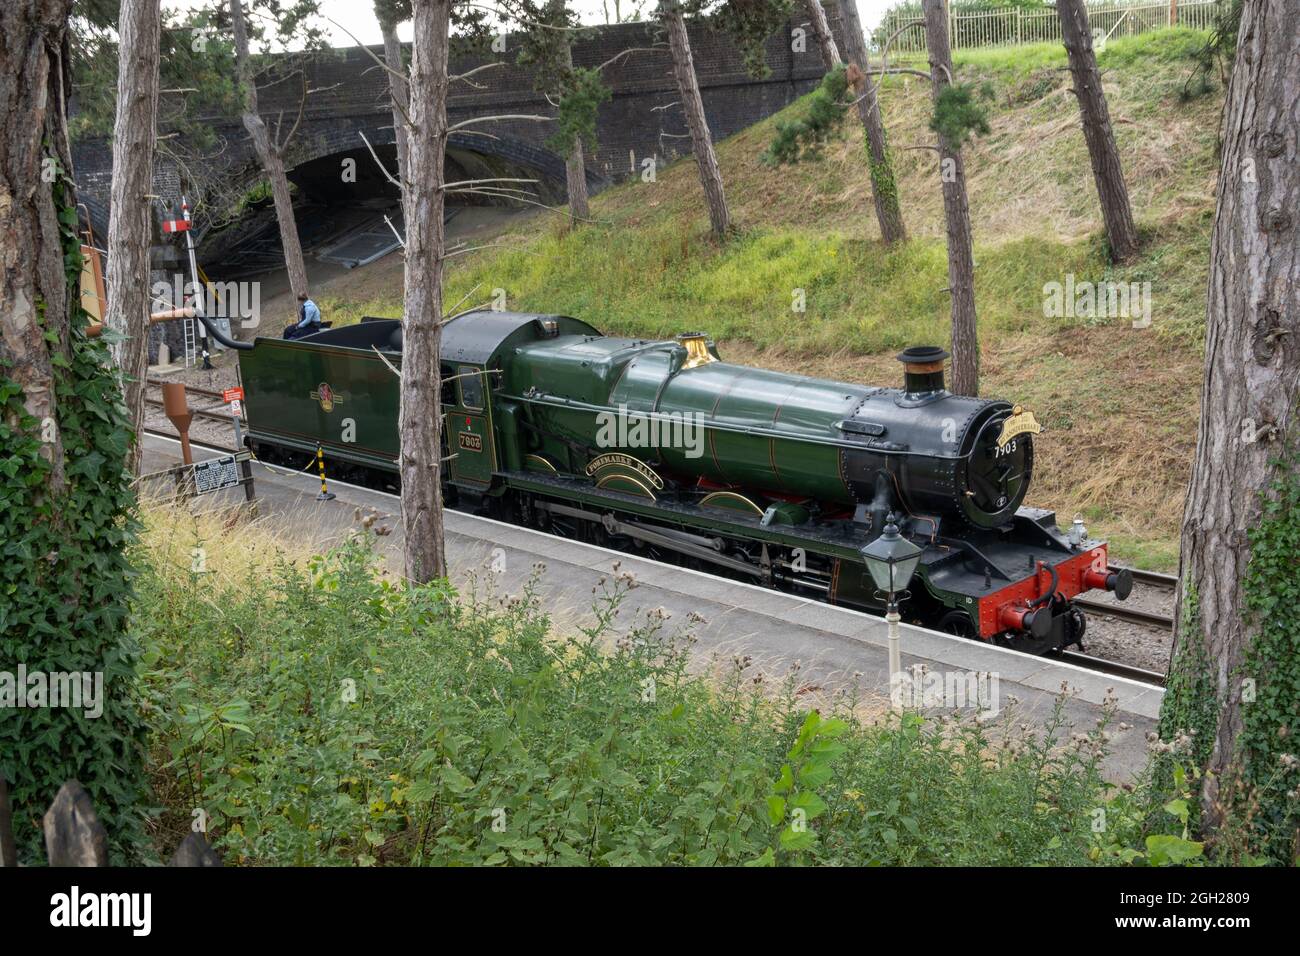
[{"x1": 458, "y1": 366, "x2": 484, "y2": 410}]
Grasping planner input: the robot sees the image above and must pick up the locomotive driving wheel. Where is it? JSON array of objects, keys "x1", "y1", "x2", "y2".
[{"x1": 938, "y1": 610, "x2": 979, "y2": 640}]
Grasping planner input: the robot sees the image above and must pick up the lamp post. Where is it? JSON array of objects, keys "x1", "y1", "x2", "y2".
[{"x1": 860, "y1": 513, "x2": 924, "y2": 712}]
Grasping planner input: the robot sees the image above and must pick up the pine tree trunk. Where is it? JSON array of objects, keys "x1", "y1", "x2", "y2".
[
  {"x1": 1163, "y1": 0, "x2": 1300, "y2": 832},
  {"x1": 921, "y1": 0, "x2": 978, "y2": 396},
  {"x1": 559, "y1": 35, "x2": 590, "y2": 224},
  {"x1": 104, "y1": 0, "x2": 160, "y2": 476},
  {"x1": 839, "y1": 0, "x2": 907, "y2": 245},
  {"x1": 1056, "y1": 0, "x2": 1140, "y2": 262},
  {"x1": 379, "y1": 14, "x2": 411, "y2": 198},
  {"x1": 662, "y1": 2, "x2": 730, "y2": 238},
  {"x1": 565, "y1": 135, "x2": 590, "y2": 223},
  {"x1": 804, "y1": 0, "x2": 840, "y2": 69},
  {"x1": 0, "y1": 0, "x2": 75, "y2": 492},
  {"x1": 229, "y1": 0, "x2": 309, "y2": 302},
  {"x1": 399, "y1": 0, "x2": 450, "y2": 584}
]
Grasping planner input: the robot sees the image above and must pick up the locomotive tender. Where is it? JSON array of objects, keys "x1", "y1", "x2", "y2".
[{"x1": 238, "y1": 310, "x2": 1133, "y2": 654}]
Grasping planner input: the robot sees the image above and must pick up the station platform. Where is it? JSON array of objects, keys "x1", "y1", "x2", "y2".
[{"x1": 140, "y1": 433, "x2": 1162, "y2": 781}]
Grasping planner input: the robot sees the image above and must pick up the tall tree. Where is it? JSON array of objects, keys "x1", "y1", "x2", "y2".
[
  {"x1": 557, "y1": 16, "x2": 592, "y2": 223},
  {"x1": 228, "y1": 0, "x2": 321, "y2": 303},
  {"x1": 375, "y1": 0, "x2": 413, "y2": 192},
  {"x1": 515, "y1": 0, "x2": 609, "y2": 225},
  {"x1": 802, "y1": 0, "x2": 838, "y2": 68},
  {"x1": 71, "y1": 5, "x2": 247, "y2": 232},
  {"x1": 660, "y1": 0, "x2": 731, "y2": 238},
  {"x1": 399, "y1": 0, "x2": 452, "y2": 583},
  {"x1": 1, "y1": 0, "x2": 147, "y2": 861},
  {"x1": 812, "y1": 0, "x2": 906, "y2": 244},
  {"x1": 920, "y1": 0, "x2": 978, "y2": 396},
  {"x1": 104, "y1": 0, "x2": 161, "y2": 475},
  {"x1": 1160, "y1": 0, "x2": 1298, "y2": 854},
  {"x1": 1056, "y1": 0, "x2": 1139, "y2": 262}
]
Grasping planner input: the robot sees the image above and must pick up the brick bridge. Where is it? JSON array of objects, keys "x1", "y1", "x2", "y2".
[{"x1": 73, "y1": 16, "x2": 844, "y2": 249}]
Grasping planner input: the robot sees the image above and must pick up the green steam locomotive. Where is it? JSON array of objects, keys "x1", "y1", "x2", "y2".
[{"x1": 236, "y1": 310, "x2": 1133, "y2": 653}]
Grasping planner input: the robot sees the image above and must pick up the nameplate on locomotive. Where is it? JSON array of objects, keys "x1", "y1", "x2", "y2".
[
  {"x1": 458, "y1": 432, "x2": 483, "y2": 453},
  {"x1": 585, "y1": 452, "x2": 665, "y2": 490},
  {"x1": 996, "y1": 405, "x2": 1042, "y2": 448}
]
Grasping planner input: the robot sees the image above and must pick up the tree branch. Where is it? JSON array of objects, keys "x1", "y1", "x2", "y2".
[
  {"x1": 451, "y1": 62, "x2": 504, "y2": 86},
  {"x1": 359, "y1": 130, "x2": 404, "y2": 190},
  {"x1": 446, "y1": 114, "x2": 555, "y2": 132}
]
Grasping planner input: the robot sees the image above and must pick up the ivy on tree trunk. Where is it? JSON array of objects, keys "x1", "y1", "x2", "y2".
[
  {"x1": 836, "y1": 0, "x2": 907, "y2": 245},
  {"x1": 559, "y1": 32, "x2": 591, "y2": 224},
  {"x1": 0, "y1": 0, "x2": 148, "y2": 863},
  {"x1": 1160, "y1": 0, "x2": 1299, "y2": 857}
]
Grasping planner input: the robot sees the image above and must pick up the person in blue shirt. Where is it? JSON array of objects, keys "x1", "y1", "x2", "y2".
[{"x1": 283, "y1": 293, "x2": 322, "y2": 339}]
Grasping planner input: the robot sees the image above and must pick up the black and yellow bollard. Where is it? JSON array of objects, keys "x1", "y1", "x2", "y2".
[{"x1": 315, "y1": 444, "x2": 336, "y2": 501}]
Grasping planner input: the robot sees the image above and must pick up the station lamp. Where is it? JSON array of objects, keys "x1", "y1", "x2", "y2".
[{"x1": 860, "y1": 513, "x2": 924, "y2": 711}]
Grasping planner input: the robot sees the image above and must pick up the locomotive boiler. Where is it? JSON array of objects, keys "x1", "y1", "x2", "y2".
[{"x1": 238, "y1": 310, "x2": 1133, "y2": 654}]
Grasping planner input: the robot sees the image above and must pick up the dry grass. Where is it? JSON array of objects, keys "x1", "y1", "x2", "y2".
[
  {"x1": 592, "y1": 31, "x2": 1220, "y2": 248},
  {"x1": 136, "y1": 498, "x2": 320, "y2": 579}
]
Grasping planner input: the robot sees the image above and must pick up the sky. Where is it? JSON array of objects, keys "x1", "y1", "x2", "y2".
[{"x1": 168, "y1": 1, "x2": 896, "y2": 48}]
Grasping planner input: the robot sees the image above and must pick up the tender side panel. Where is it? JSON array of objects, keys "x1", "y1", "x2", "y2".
[{"x1": 240, "y1": 339, "x2": 401, "y2": 469}]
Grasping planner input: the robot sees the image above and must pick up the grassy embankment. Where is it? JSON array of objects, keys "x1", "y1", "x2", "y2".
[{"x1": 315, "y1": 29, "x2": 1221, "y2": 570}]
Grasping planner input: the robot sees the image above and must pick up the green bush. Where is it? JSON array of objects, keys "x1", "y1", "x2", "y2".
[
  {"x1": 764, "y1": 66, "x2": 851, "y2": 166},
  {"x1": 133, "y1": 521, "x2": 1133, "y2": 866}
]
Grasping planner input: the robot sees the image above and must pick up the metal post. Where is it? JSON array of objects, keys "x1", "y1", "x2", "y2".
[
  {"x1": 315, "y1": 444, "x2": 335, "y2": 501},
  {"x1": 180, "y1": 196, "x2": 212, "y2": 370},
  {"x1": 230, "y1": 403, "x2": 254, "y2": 502},
  {"x1": 887, "y1": 598, "x2": 902, "y2": 713}
]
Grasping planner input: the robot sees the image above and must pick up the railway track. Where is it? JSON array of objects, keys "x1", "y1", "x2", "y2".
[
  {"x1": 144, "y1": 378, "x2": 245, "y2": 426},
  {"x1": 1074, "y1": 566, "x2": 1176, "y2": 631},
  {"x1": 141, "y1": 426, "x2": 1168, "y2": 689},
  {"x1": 1122, "y1": 567, "x2": 1178, "y2": 592},
  {"x1": 1057, "y1": 651, "x2": 1166, "y2": 688},
  {"x1": 1073, "y1": 597, "x2": 1173, "y2": 630}
]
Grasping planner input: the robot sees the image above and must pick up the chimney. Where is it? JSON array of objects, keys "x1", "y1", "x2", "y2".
[{"x1": 896, "y1": 346, "x2": 949, "y2": 395}]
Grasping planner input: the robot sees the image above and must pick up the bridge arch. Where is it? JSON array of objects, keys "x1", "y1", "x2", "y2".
[
  {"x1": 215, "y1": 117, "x2": 601, "y2": 213},
  {"x1": 197, "y1": 115, "x2": 606, "y2": 274}
]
